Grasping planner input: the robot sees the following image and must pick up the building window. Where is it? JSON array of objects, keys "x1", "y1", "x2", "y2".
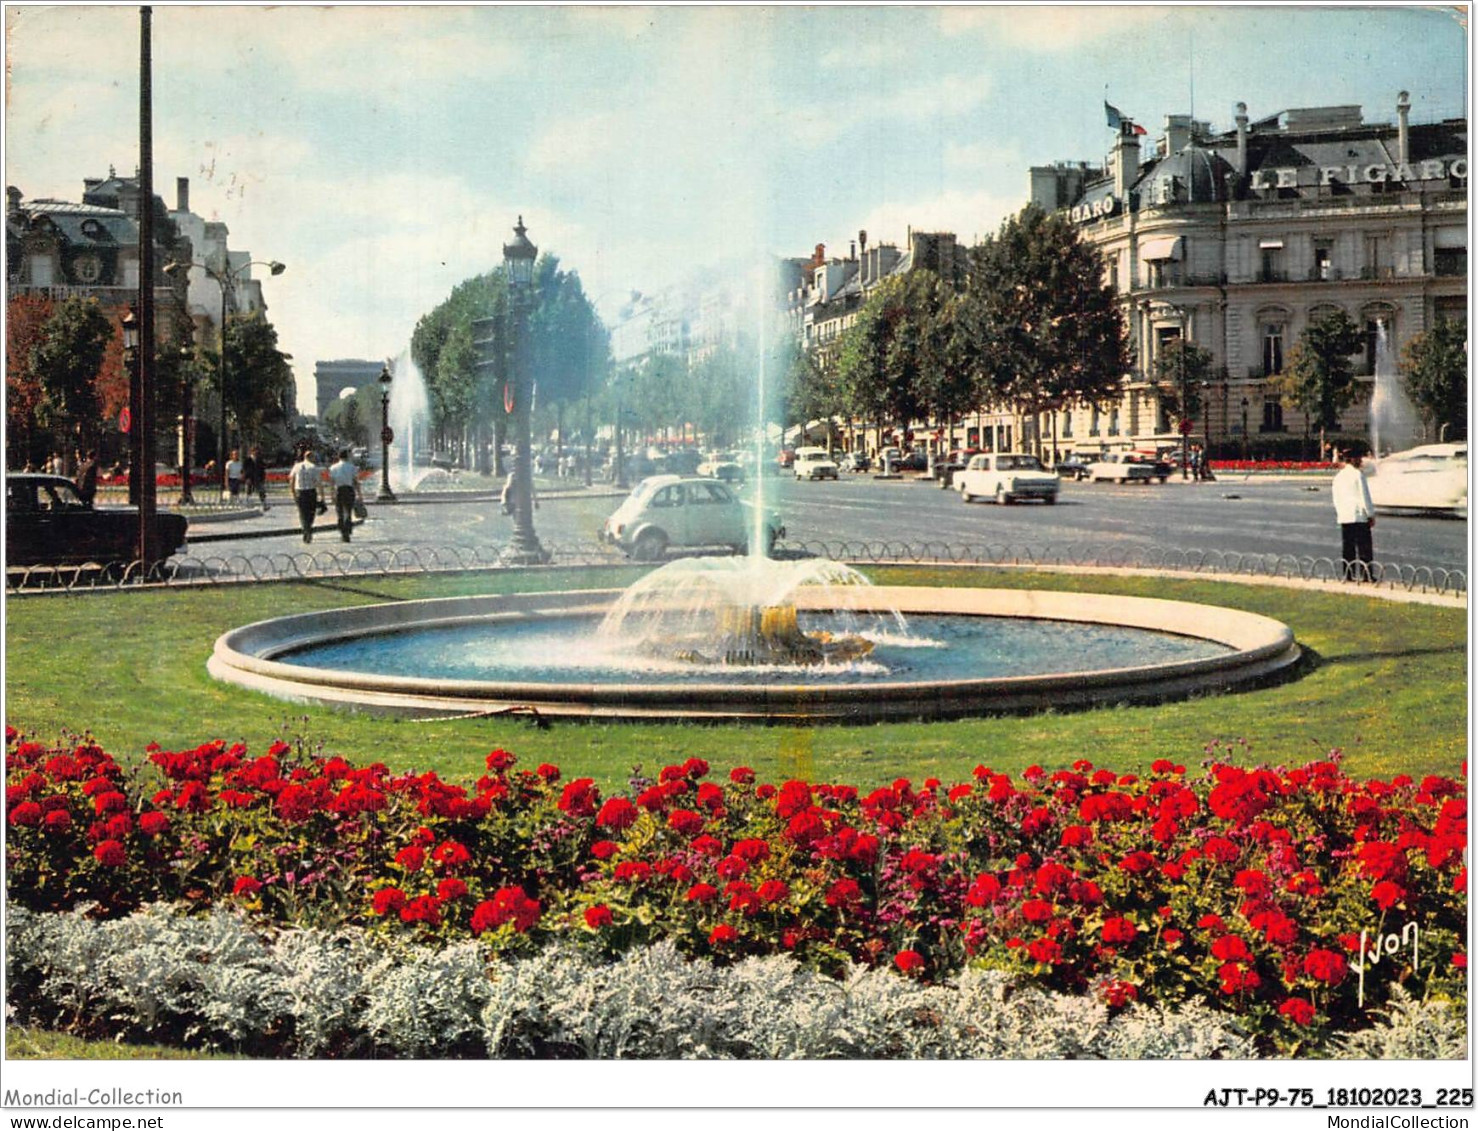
[
  {"x1": 1061, "y1": 411, "x2": 1073, "y2": 438},
  {"x1": 1262, "y1": 324, "x2": 1284, "y2": 376},
  {"x1": 1435, "y1": 247, "x2": 1466, "y2": 277},
  {"x1": 1260, "y1": 246, "x2": 1285, "y2": 283},
  {"x1": 1107, "y1": 257, "x2": 1119, "y2": 292},
  {"x1": 1363, "y1": 235, "x2": 1390, "y2": 279},
  {"x1": 1261, "y1": 395, "x2": 1285, "y2": 433},
  {"x1": 1313, "y1": 239, "x2": 1334, "y2": 281},
  {"x1": 1108, "y1": 408, "x2": 1121, "y2": 436},
  {"x1": 1089, "y1": 407, "x2": 1100, "y2": 436}
]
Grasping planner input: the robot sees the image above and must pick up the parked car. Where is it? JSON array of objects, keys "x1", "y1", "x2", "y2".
[
  {"x1": 698, "y1": 452, "x2": 746, "y2": 484},
  {"x1": 5, "y1": 474, "x2": 188, "y2": 566},
  {"x1": 934, "y1": 447, "x2": 982, "y2": 487},
  {"x1": 1055, "y1": 454, "x2": 1093, "y2": 481},
  {"x1": 838, "y1": 451, "x2": 871, "y2": 473},
  {"x1": 601, "y1": 475, "x2": 784, "y2": 560},
  {"x1": 955, "y1": 453, "x2": 1059, "y2": 505},
  {"x1": 1088, "y1": 452, "x2": 1169, "y2": 483},
  {"x1": 662, "y1": 448, "x2": 703, "y2": 477},
  {"x1": 793, "y1": 446, "x2": 840, "y2": 481}
]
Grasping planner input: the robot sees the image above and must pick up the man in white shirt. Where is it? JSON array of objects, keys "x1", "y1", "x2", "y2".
[
  {"x1": 226, "y1": 449, "x2": 243, "y2": 499},
  {"x1": 288, "y1": 447, "x2": 321, "y2": 544},
  {"x1": 328, "y1": 449, "x2": 359, "y2": 542},
  {"x1": 1331, "y1": 448, "x2": 1375, "y2": 581}
]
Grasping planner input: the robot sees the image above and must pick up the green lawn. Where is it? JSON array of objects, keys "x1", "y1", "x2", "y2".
[
  {"x1": 4, "y1": 566, "x2": 1466, "y2": 791},
  {"x1": 5, "y1": 1025, "x2": 241, "y2": 1060}
]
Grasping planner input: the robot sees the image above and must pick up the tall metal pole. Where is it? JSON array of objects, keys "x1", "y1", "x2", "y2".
[
  {"x1": 508, "y1": 287, "x2": 545, "y2": 562},
  {"x1": 378, "y1": 365, "x2": 396, "y2": 502},
  {"x1": 218, "y1": 277, "x2": 229, "y2": 495},
  {"x1": 1179, "y1": 308, "x2": 1191, "y2": 480},
  {"x1": 179, "y1": 345, "x2": 194, "y2": 504},
  {"x1": 137, "y1": 5, "x2": 158, "y2": 564}
]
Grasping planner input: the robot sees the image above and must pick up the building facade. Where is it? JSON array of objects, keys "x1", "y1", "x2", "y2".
[{"x1": 1029, "y1": 92, "x2": 1466, "y2": 460}]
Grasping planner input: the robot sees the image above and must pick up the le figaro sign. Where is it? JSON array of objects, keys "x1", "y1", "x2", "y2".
[{"x1": 1253, "y1": 157, "x2": 1467, "y2": 191}]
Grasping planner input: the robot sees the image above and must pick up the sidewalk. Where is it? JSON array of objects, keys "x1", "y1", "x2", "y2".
[{"x1": 184, "y1": 480, "x2": 624, "y2": 544}]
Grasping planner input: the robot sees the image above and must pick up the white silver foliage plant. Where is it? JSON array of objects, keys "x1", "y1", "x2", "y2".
[{"x1": 4, "y1": 907, "x2": 1464, "y2": 1059}]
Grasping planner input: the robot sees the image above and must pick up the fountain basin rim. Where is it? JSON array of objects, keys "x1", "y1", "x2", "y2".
[{"x1": 208, "y1": 586, "x2": 1300, "y2": 721}]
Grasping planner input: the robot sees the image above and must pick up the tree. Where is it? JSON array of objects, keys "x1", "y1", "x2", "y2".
[
  {"x1": 29, "y1": 297, "x2": 114, "y2": 461},
  {"x1": 223, "y1": 313, "x2": 295, "y2": 447},
  {"x1": 6, "y1": 295, "x2": 54, "y2": 467},
  {"x1": 1153, "y1": 337, "x2": 1214, "y2": 424},
  {"x1": 954, "y1": 205, "x2": 1130, "y2": 453},
  {"x1": 1401, "y1": 317, "x2": 1467, "y2": 441},
  {"x1": 1273, "y1": 310, "x2": 1365, "y2": 435},
  {"x1": 836, "y1": 274, "x2": 928, "y2": 444}
]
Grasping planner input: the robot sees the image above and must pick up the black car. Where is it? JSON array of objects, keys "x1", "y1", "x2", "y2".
[
  {"x1": 5, "y1": 474, "x2": 188, "y2": 566},
  {"x1": 1055, "y1": 454, "x2": 1093, "y2": 481}
]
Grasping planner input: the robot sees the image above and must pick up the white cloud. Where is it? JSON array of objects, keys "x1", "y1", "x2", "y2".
[
  {"x1": 938, "y1": 5, "x2": 1167, "y2": 49},
  {"x1": 525, "y1": 112, "x2": 623, "y2": 176},
  {"x1": 819, "y1": 42, "x2": 893, "y2": 69},
  {"x1": 850, "y1": 187, "x2": 1023, "y2": 252},
  {"x1": 782, "y1": 73, "x2": 993, "y2": 147}
]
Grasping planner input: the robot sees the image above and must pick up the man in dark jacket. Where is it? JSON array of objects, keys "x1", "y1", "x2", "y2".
[{"x1": 75, "y1": 450, "x2": 100, "y2": 505}]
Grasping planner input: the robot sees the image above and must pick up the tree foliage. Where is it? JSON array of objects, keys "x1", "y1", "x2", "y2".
[
  {"x1": 28, "y1": 297, "x2": 114, "y2": 454},
  {"x1": 1401, "y1": 317, "x2": 1467, "y2": 440},
  {"x1": 1274, "y1": 310, "x2": 1365, "y2": 431},
  {"x1": 1153, "y1": 338, "x2": 1215, "y2": 424},
  {"x1": 955, "y1": 205, "x2": 1130, "y2": 417},
  {"x1": 223, "y1": 313, "x2": 295, "y2": 444}
]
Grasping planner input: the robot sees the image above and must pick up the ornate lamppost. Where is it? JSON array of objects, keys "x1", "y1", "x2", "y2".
[
  {"x1": 178, "y1": 343, "x2": 196, "y2": 504},
  {"x1": 377, "y1": 362, "x2": 396, "y2": 502},
  {"x1": 122, "y1": 308, "x2": 141, "y2": 508},
  {"x1": 503, "y1": 216, "x2": 548, "y2": 564},
  {"x1": 1241, "y1": 397, "x2": 1250, "y2": 461}
]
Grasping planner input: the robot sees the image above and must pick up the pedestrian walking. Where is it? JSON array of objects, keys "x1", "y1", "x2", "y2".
[
  {"x1": 1332, "y1": 448, "x2": 1375, "y2": 582},
  {"x1": 289, "y1": 446, "x2": 321, "y2": 544},
  {"x1": 329, "y1": 448, "x2": 359, "y2": 543},
  {"x1": 74, "y1": 449, "x2": 100, "y2": 505},
  {"x1": 226, "y1": 449, "x2": 243, "y2": 500},
  {"x1": 242, "y1": 446, "x2": 268, "y2": 508}
]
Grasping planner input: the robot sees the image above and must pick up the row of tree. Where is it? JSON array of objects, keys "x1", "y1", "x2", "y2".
[
  {"x1": 330, "y1": 202, "x2": 1465, "y2": 475},
  {"x1": 799, "y1": 205, "x2": 1133, "y2": 454},
  {"x1": 789, "y1": 204, "x2": 1466, "y2": 455},
  {"x1": 5, "y1": 293, "x2": 297, "y2": 473}
]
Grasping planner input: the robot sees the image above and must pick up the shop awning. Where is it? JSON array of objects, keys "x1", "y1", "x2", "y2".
[
  {"x1": 1140, "y1": 235, "x2": 1183, "y2": 261},
  {"x1": 1434, "y1": 227, "x2": 1467, "y2": 249}
]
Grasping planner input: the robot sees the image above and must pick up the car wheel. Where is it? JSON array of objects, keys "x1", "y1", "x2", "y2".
[
  {"x1": 1045, "y1": 494, "x2": 1057, "y2": 505},
  {"x1": 960, "y1": 483, "x2": 974, "y2": 503},
  {"x1": 633, "y1": 529, "x2": 668, "y2": 561},
  {"x1": 995, "y1": 485, "x2": 1011, "y2": 505}
]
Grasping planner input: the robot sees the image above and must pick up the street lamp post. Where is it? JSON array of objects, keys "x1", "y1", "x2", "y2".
[
  {"x1": 503, "y1": 216, "x2": 548, "y2": 564},
  {"x1": 122, "y1": 309, "x2": 141, "y2": 508},
  {"x1": 179, "y1": 345, "x2": 195, "y2": 504},
  {"x1": 163, "y1": 258, "x2": 285, "y2": 497},
  {"x1": 614, "y1": 372, "x2": 628, "y2": 490},
  {"x1": 377, "y1": 363, "x2": 396, "y2": 502},
  {"x1": 1241, "y1": 397, "x2": 1250, "y2": 461}
]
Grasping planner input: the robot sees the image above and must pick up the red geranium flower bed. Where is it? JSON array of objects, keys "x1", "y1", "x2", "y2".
[{"x1": 4, "y1": 726, "x2": 1465, "y2": 1048}]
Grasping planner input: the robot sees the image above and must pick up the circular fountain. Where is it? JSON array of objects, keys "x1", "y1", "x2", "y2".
[{"x1": 207, "y1": 563, "x2": 1300, "y2": 722}]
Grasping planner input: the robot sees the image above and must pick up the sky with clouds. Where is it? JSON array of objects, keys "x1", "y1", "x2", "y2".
[{"x1": 4, "y1": 3, "x2": 1468, "y2": 412}]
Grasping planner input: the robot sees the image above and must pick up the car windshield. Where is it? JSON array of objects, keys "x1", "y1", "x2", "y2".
[{"x1": 998, "y1": 456, "x2": 1043, "y2": 471}]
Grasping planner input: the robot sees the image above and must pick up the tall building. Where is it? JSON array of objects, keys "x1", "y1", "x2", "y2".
[{"x1": 1028, "y1": 92, "x2": 1465, "y2": 459}]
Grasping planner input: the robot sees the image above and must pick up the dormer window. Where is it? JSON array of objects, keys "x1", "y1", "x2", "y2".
[{"x1": 80, "y1": 218, "x2": 106, "y2": 240}]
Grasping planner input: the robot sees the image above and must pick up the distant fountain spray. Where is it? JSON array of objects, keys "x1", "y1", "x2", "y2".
[
  {"x1": 1368, "y1": 320, "x2": 1420, "y2": 457},
  {"x1": 386, "y1": 349, "x2": 433, "y2": 492}
]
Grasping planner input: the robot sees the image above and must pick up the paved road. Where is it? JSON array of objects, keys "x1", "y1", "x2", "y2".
[{"x1": 186, "y1": 472, "x2": 1469, "y2": 577}]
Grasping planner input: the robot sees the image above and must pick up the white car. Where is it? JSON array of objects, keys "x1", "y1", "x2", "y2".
[
  {"x1": 1367, "y1": 443, "x2": 1468, "y2": 516},
  {"x1": 956, "y1": 453, "x2": 1059, "y2": 505},
  {"x1": 601, "y1": 475, "x2": 784, "y2": 560},
  {"x1": 793, "y1": 447, "x2": 839, "y2": 481},
  {"x1": 1088, "y1": 452, "x2": 1166, "y2": 483}
]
